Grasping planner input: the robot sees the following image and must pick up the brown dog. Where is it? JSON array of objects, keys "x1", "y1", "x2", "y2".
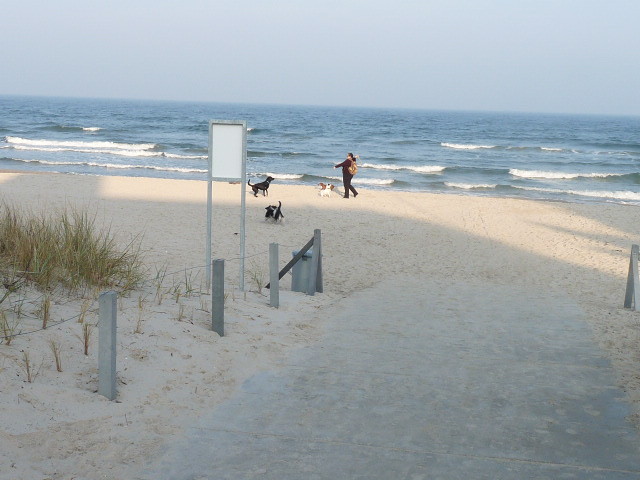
[{"x1": 318, "y1": 182, "x2": 335, "y2": 197}]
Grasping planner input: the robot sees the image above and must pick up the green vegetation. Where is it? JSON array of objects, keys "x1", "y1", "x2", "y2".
[{"x1": 0, "y1": 202, "x2": 144, "y2": 295}]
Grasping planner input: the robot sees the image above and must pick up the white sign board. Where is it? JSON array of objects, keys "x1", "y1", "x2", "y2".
[
  {"x1": 208, "y1": 120, "x2": 246, "y2": 180},
  {"x1": 206, "y1": 120, "x2": 247, "y2": 290}
]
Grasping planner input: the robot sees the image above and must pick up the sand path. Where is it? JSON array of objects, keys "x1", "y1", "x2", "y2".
[{"x1": 141, "y1": 274, "x2": 640, "y2": 479}]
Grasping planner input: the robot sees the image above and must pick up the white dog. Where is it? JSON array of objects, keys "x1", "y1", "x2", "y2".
[{"x1": 318, "y1": 183, "x2": 335, "y2": 197}]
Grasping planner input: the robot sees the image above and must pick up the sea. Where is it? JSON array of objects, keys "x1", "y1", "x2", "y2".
[{"x1": 1, "y1": 95, "x2": 639, "y2": 206}]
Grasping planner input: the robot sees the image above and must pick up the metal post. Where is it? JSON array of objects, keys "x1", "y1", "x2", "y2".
[
  {"x1": 239, "y1": 127, "x2": 247, "y2": 292},
  {"x1": 212, "y1": 259, "x2": 225, "y2": 336},
  {"x1": 98, "y1": 291, "x2": 117, "y2": 401},
  {"x1": 307, "y1": 229, "x2": 322, "y2": 296},
  {"x1": 269, "y1": 243, "x2": 279, "y2": 308},
  {"x1": 206, "y1": 125, "x2": 214, "y2": 291},
  {"x1": 315, "y1": 228, "x2": 323, "y2": 294},
  {"x1": 624, "y1": 244, "x2": 639, "y2": 311}
]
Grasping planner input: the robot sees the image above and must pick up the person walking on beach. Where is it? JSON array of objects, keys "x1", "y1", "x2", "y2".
[{"x1": 335, "y1": 153, "x2": 359, "y2": 198}]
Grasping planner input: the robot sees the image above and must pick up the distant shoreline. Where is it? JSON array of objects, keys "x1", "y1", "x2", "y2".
[{"x1": 2, "y1": 169, "x2": 634, "y2": 209}]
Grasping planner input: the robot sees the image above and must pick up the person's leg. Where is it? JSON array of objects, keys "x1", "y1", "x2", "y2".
[
  {"x1": 350, "y1": 184, "x2": 358, "y2": 197},
  {"x1": 343, "y1": 173, "x2": 351, "y2": 198}
]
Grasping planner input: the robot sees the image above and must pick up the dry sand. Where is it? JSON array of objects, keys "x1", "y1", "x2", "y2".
[{"x1": 0, "y1": 172, "x2": 639, "y2": 479}]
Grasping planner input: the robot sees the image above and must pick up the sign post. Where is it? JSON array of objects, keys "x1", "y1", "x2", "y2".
[{"x1": 207, "y1": 120, "x2": 247, "y2": 291}]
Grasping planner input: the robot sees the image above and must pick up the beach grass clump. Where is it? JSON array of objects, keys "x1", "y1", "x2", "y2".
[
  {"x1": 0, "y1": 202, "x2": 145, "y2": 294},
  {"x1": 0, "y1": 310, "x2": 20, "y2": 345},
  {"x1": 17, "y1": 350, "x2": 42, "y2": 383},
  {"x1": 248, "y1": 260, "x2": 266, "y2": 295},
  {"x1": 77, "y1": 322, "x2": 93, "y2": 356},
  {"x1": 153, "y1": 264, "x2": 167, "y2": 305},
  {"x1": 134, "y1": 295, "x2": 147, "y2": 334},
  {"x1": 49, "y1": 337, "x2": 63, "y2": 372},
  {"x1": 38, "y1": 295, "x2": 51, "y2": 330}
]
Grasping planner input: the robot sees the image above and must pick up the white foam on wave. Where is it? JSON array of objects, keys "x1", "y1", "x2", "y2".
[
  {"x1": 445, "y1": 182, "x2": 497, "y2": 190},
  {"x1": 143, "y1": 165, "x2": 207, "y2": 173},
  {"x1": 327, "y1": 175, "x2": 394, "y2": 185},
  {"x1": 441, "y1": 142, "x2": 495, "y2": 150},
  {"x1": 540, "y1": 147, "x2": 563, "y2": 152},
  {"x1": 412, "y1": 165, "x2": 446, "y2": 174},
  {"x1": 509, "y1": 169, "x2": 623, "y2": 180},
  {"x1": 360, "y1": 163, "x2": 403, "y2": 171},
  {"x1": 9, "y1": 144, "x2": 205, "y2": 160},
  {"x1": 15, "y1": 158, "x2": 207, "y2": 173},
  {"x1": 13, "y1": 145, "x2": 185, "y2": 158},
  {"x1": 260, "y1": 173, "x2": 304, "y2": 180},
  {"x1": 361, "y1": 162, "x2": 445, "y2": 174},
  {"x1": 7, "y1": 136, "x2": 155, "y2": 151},
  {"x1": 82, "y1": 127, "x2": 101, "y2": 132},
  {"x1": 518, "y1": 186, "x2": 640, "y2": 202},
  {"x1": 164, "y1": 153, "x2": 207, "y2": 159},
  {"x1": 12, "y1": 145, "x2": 155, "y2": 158}
]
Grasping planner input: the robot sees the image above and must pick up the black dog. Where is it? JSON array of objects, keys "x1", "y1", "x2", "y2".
[
  {"x1": 248, "y1": 176, "x2": 274, "y2": 197},
  {"x1": 265, "y1": 201, "x2": 284, "y2": 222}
]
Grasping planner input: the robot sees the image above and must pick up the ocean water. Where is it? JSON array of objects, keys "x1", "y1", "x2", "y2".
[{"x1": 1, "y1": 95, "x2": 639, "y2": 205}]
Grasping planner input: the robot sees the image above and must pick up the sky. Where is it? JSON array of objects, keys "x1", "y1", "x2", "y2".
[{"x1": 2, "y1": 0, "x2": 640, "y2": 116}]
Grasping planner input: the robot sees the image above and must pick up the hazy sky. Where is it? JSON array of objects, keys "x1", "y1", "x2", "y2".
[{"x1": 3, "y1": 0, "x2": 639, "y2": 115}]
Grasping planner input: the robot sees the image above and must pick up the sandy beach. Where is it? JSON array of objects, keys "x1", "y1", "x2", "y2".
[{"x1": 1, "y1": 172, "x2": 639, "y2": 479}]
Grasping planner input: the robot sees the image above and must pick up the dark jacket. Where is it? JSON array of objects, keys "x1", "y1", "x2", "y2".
[{"x1": 335, "y1": 158, "x2": 355, "y2": 175}]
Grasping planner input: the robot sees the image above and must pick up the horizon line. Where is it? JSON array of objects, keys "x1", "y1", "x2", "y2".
[{"x1": 1, "y1": 92, "x2": 639, "y2": 119}]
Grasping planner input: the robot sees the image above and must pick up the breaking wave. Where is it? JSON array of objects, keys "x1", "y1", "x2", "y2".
[
  {"x1": 441, "y1": 143, "x2": 495, "y2": 150},
  {"x1": 361, "y1": 162, "x2": 445, "y2": 174},
  {"x1": 445, "y1": 182, "x2": 498, "y2": 190},
  {"x1": 7, "y1": 136, "x2": 154, "y2": 150},
  {"x1": 254, "y1": 173, "x2": 304, "y2": 180},
  {"x1": 5, "y1": 157, "x2": 207, "y2": 173},
  {"x1": 516, "y1": 186, "x2": 640, "y2": 203},
  {"x1": 5, "y1": 137, "x2": 205, "y2": 159},
  {"x1": 326, "y1": 176, "x2": 395, "y2": 185},
  {"x1": 509, "y1": 169, "x2": 626, "y2": 180}
]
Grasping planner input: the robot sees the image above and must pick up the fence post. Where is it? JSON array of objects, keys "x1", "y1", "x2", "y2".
[
  {"x1": 315, "y1": 228, "x2": 323, "y2": 294},
  {"x1": 307, "y1": 229, "x2": 323, "y2": 296},
  {"x1": 624, "y1": 244, "x2": 639, "y2": 311},
  {"x1": 269, "y1": 243, "x2": 279, "y2": 308},
  {"x1": 212, "y1": 259, "x2": 225, "y2": 336},
  {"x1": 98, "y1": 291, "x2": 117, "y2": 401}
]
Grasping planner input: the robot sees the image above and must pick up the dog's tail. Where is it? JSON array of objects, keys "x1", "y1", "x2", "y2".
[{"x1": 247, "y1": 180, "x2": 253, "y2": 187}]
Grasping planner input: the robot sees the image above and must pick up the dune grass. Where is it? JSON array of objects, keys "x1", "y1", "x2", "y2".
[{"x1": 0, "y1": 202, "x2": 145, "y2": 295}]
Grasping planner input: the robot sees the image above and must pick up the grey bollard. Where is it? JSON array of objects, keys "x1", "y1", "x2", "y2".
[
  {"x1": 98, "y1": 291, "x2": 117, "y2": 401},
  {"x1": 291, "y1": 249, "x2": 313, "y2": 293},
  {"x1": 625, "y1": 244, "x2": 639, "y2": 311},
  {"x1": 270, "y1": 243, "x2": 279, "y2": 308},
  {"x1": 212, "y1": 259, "x2": 225, "y2": 336},
  {"x1": 307, "y1": 228, "x2": 322, "y2": 296}
]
